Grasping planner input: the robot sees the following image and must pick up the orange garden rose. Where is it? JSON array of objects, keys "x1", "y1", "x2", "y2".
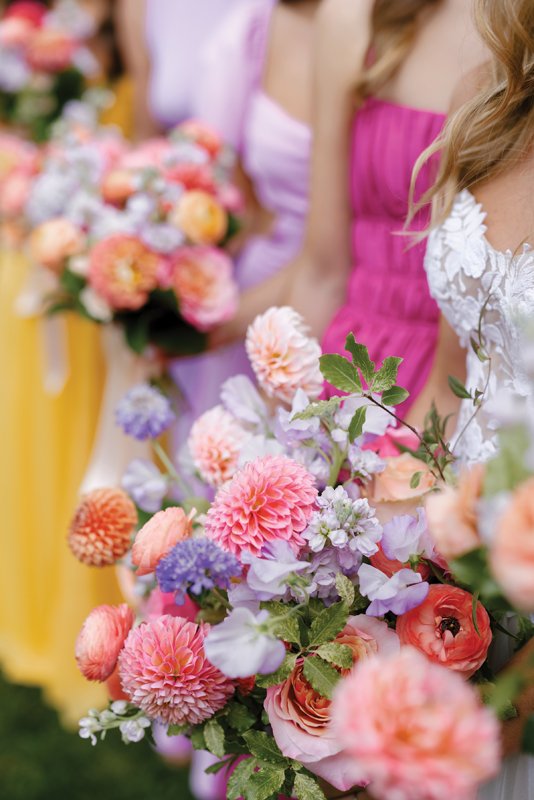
[
  {"x1": 29, "y1": 217, "x2": 85, "y2": 273},
  {"x1": 425, "y1": 465, "x2": 484, "y2": 561},
  {"x1": 170, "y1": 189, "x2": 228, "y2": 245},
  {"x1": 88, "y1": 234, "x2": 160, "y2": 311}
]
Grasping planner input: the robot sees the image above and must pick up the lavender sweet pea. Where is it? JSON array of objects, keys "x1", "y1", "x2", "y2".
[
  {"x1": 381, "y1": 508, "x2": 436, "y2": 564},
  {"x1": 358, "y1": 563, "x2": 429, "y2": 616},
  {"x1": 243, "y1": 541, "x2": 309, "y2": 601},
  {"x1": 204, "y1": 608, "x2": 286, "y2": 679},
  {"x1": 121, "y1": 459, "x2": 168, "y2": 513},
  {"x1": 115, "y1": 384, "x2": 175, "y2": 441}
]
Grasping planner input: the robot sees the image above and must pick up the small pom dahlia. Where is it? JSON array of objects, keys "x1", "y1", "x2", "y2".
[
  {"x1": 188, "y1": 405, "x2": 249, "y2": 488},
  {"x1": 118, "y1": 615, "x2": 234, "y2": 725},
  {"x1": 76, "y1": 604, "x2": 135, "y2": 682},
  {"x1": 245, "y1": 307, "x2": 323, "y2": 404},
  {"x1": 88, "y1": 234, "x2": 160, "y2": 311},
  {"x1": 205, "y1": 455, "x2": 317, "y2": 558},
  {"x1": 68, "y1": 488, "x2": 137, "y2": 566}
]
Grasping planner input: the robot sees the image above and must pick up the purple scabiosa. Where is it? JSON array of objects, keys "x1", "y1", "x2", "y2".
[
  {"x1": 156, "y1": 537, "x2": 241, "y2": 604},
  {"x1": 115, "y1": 383, "x2": 175, "y2": 441}
]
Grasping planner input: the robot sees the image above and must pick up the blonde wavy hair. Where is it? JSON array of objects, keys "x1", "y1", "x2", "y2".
[
  {"x1": 410, "y1": 0, "x2": 534, "y2": 227},
  {"x1": 355, "y1": 0, "x2": 443, "y2": 99}
]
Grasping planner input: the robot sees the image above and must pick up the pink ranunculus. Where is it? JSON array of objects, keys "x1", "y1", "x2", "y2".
[
  {"x1": 4, "y1": 1, "x2": 47, "y2": 27},
  {"x1": 188, "y1": 405, "x2": 249, "y2": 488},
  {"x1": 370, "y1": 452, "x2": 436, "y2": 503},
  {"x1": 29, "y1": 217, "x2": 84, "y2": 273},
  {"x1": 490, "y1": 476, "x2": 534, "y2": 612},
  {"x1": 363, "y1": 426, "x2": 420, "y2": 458},
  {"x1": 265, "y1": 616, "x2": 398, "y2": 791},
  {"x1": 88, "y1": 234, "x2": 160, "y2": 311},
  {"x1": 26, "y1": 28, "x2": 77, "y2": 73},
  {"x1": 396, "y1": 584, "x2": 492, "y2": 677},
  {"x1": 171, "y1": 246, "x2": 238, "y2": 331},
  {"x1": 75, "y1": 604, "x2": 135, "y2": 682},
  {"x1": 0, "y1": 16, "x2": 35, "y2": 48},
  {"x1": 132, "y1": 506, "x2": 194, "y2": 577},
  {"x1": 425, "y1": 465, "x2": 484, "y2": 561},
  {"x1": 246, "y1": 306, "x2": 323, "y2": 404},
  {"x1": 332, "y1": 647, "x2": 500, "y2": 800}
]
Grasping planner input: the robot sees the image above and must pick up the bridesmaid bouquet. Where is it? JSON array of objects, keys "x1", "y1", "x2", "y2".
[
  {"x1": 68, "y1": 308, "x2": 534, "y2": 800},
  {"x1": 27, "y1": 118, "x2": 241, "y2": 357},
  {"x1": 0, "y1": 0, "x2": 99, "y2": 141}
]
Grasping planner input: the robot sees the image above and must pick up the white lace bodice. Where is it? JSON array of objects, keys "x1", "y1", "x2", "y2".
[{"x1": 425, "y1": 190, "x2": 534, "y2": 465}]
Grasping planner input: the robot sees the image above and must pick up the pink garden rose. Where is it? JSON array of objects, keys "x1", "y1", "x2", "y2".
[
  {"x1": 188, "y1": 405, "x2": 249, "y2": 488},
  {"x1": 331, "y1": 647, "x2": 500, "y2": 800},
  {"x1": 75, "y1": 603, "x2": 135, "y2": 682},
  {"x1": 425, "y1": 465, "x2": 484, "y2": 561},
  {"x1": 171, "y1": 246, "x2": 238, "y2": 331},
  {"x1": 265, "y1": 616, "x2": 398, "y2": 791},
  {"x1": 29, "y1": 217, "x2": 85, "y2": 273},
  {"x1": 132, "y1": 506, "x2": 194, "y2": 577}
]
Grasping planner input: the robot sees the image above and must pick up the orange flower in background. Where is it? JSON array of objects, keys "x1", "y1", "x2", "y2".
[
  {"x1": 396, "y1": 584, "x2": 492, "y2": 677},
  {"x1": 371, "y1": 453, "x2": 436, "y2": 503},
  {"x1": 68, "y1": 487, "x2": 137, "y2": 567},
  {"x1": 171, "y1": 246, "x2": 238, "y2": 331},
  {"x1": 425, "y1": 465, "x2": 484, "y2": 561},
  {"x1": 101, "y1": 169, "x2": 136, "y2": 206},
  {"x1": 29, "y1": 217, "x2": 85, "y2": 273},
  {"x1": 88, "y1": 235, "x2": 160, "y2": 311},
  {"x1": 491, "y1": 476, "x2": 534, "y2": 612},
  {"x1": 170, "y1": 189, "x2": 228, "y2": 245}
]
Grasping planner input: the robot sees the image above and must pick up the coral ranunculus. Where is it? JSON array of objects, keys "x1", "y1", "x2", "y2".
[
  {"x1": 171, "y1": 246, "x2": 238, "y2": 331},
  {"x1": 331, "y1": 648, "x2": 500, "y2": 800},
  {"x1": 188, "y1": 405, "x2": 249, "y2": 488},
  {"x1": 131, "y1": 506, "x2": 194, "y2": 577},
  {"x1": 425, "y1": 465, "x2": 484, "y2": 561},
  {"x1": 490, "y1": 476, "x2": 534, "y2": 612},
  {"x1": 75, "y1": 604, "x2": 135, "y2": 682},
  {"x1": 396, "y1": 584, "x2": 492, "y2": 677},
  {"x1": 68, "y1": 488, "x2": 137, "y2": 567},
  {"x1": 88, "y1": 235, "x2": 160, "y2": 311},
  {"x1": 29, "y1": 217, "x2": 84, "y2": 273},
  {"x1": 118, "y1": 615, "x2": 234, "y2": 725},
  {"x1": 170, "y1": 189, "x2": 227, "y2": 245},
  {"x1": 205, "y1": 455, "x2": 317, "y2": 558}
]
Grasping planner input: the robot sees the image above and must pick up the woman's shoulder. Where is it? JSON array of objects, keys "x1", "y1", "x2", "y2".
[{"x1": 315, "y1": 0, "x2": 373, "y2": 85}]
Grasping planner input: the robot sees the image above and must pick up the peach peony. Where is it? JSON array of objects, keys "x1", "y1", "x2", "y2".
[
  {"x1": 132, "y1": 506, "x2": 194, "y2": 577},
  {"x1": 68, "y1": 487, "x2": 137, "y2": 567},
  {"x1": 265, "y1": 616, "x2": 398, "y2": 791},
  {"x1": 396, "y1": 584, "x2": 492, "y2": 677},
  {"x1": 370, "y1": 453, "x2": 436, "y2": 503},
  {"x1": 331, "y1": 647, "x2": 500, "y2": 800},
  {"x1": 75, "y1": 604, "x2": 135, "y2": 682},
  {"x1": 188, "y1": 405, "x2": 249, "y2": 488},
  {"x1": 88, "y1": 234, "x2": 160, "y2": 311},
  {"x1": 118, "y1": 615, "x2": 234, "y2": 725},
  {"x1": 29, "y1": 217, "x2": 84, "y2": 273},
  {"x1": 425, "y1": 465, "x2": 484, "y2": 561},
  {"x1": 490, "y1": 477, "x2": 534, "y2": 612},
  {"x1": 245, "y1": 307, "x2": 323, "y2": 404},
  {"x1": 170, "y1": 190, "x2": 227, "y2": 245},
  {"x1": 205, "y1": 455, "x2": 317, "y2": 558},
  {"x1": 171, "y1": 246, "x2": 238, "y2": 331}
]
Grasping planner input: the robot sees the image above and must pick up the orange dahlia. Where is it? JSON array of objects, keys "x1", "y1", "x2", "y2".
[{"x1": 68, "y1": 488, "x2": 137, "y2": 567}]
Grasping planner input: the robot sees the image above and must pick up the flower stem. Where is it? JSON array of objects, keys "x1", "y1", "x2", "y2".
[{"x1": 152, "y1": 440, "x2": 192, "y2": 497}]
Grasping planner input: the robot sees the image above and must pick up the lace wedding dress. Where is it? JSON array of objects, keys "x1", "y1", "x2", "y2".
[{"x1": 425, "y1": 189, "x2": 534, "y2": 799}]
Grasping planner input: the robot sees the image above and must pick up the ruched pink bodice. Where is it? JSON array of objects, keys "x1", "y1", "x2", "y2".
[{"x1": 322, "y1": 98, "x2": 445, "y2": 410}]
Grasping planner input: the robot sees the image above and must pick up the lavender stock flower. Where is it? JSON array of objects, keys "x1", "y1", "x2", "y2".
[
  {"x1": 156, "y1": 538, "x2": 241, "y2": 603},
  {"x1": 303, "y1": 486, "x2": 382, "y2": 557},
  {"x1": 116, "y1": 384, "x2": 175, "y2": 441}
]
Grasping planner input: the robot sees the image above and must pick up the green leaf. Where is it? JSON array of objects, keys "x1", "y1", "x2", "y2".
[
  {"x1": 123, "y1": 315, "x2": 150, "y2": 355},
  {"x1": 227, "y1": 758, "x2": 257, "y2": 800},
  {"x1": 271, "y1": 614, "x2": 301, "y2": 646},
  {"x1": 292, "y1": 772, "x2": 328, "y2": 800},
  {"x1": 410, "y1": 471, "x2": 422, "y2": 489},
  {"x1": 292, "y1": 396, "x2": 343, "y2": 421},
  {"x1": 308, "y1": 602, "x2": 349, "y2": 647},
  {"x1": 242, "y1": 731, "x2": 290, "y2": 766},
  {"x1": 190, "y1": 726, "x2": 206, "y2": 750},
  {"x1": 449, "y1": 547, "x2": 504, "y2": 602},
  {"x1": 382, "y1": 385, "x2": 410, "y2": 406},
  {"x1": 335, "y1": 574, "x2": 355, "y2": 607},
  {"x1": 344, "y1": 333, "x2": 375, "y2": 384},
  {"x1": 204, "y1": 718, "x2": 226, "y2": 758},
  {"x1": 247, "y1": 765, "x2": 286, "y2": 800},
  {"x1": 448, "y1": 375, "x2": 472, "y2": 400},
  {"x1": 166, "y1": 723, "x2": 189, "y2": 737},
  {"x1": 348, "y1": 406, "x2": 367, "y2": 443},
  {"x1": 319, "y1": 354, "x2": 362, "y2": 393},
  {"x1": 302, "y1": 657, "x2": 341, "y2": 700},
  {"x1": 205, "y1": 757, "x2": 234, "y2": 775},
  {"x1": 522, "y1": 716, "x2": 534, "y2": 755},
  {"x1": 372, "y1": 356, "x2": 403, "y2": 392},
  {"x1": 59, "y1": 268, "x2": 86, "y2": 296},
  {"x1": 227, "y1": 703, "x2": 257, "y2": 733},
  {"x1": 316, "y1": 643, "x2": 353, "y2": 670},
  {"x1": 256, "y1": 653, "x2": 297, "y2": 688},
  {"x1": 484, "y1": 426, "x2": 531, "y2": 496}
]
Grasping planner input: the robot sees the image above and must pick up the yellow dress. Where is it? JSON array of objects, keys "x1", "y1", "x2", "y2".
[{"x1": 0, "y1": 77, "x2": 134, "y2": 727}]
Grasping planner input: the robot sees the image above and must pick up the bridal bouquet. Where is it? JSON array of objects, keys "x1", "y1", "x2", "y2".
[
  {"x1": 0, "y1": 0, "x2": 99, "y2": 141},
  {"x1": 69, "y1": 308, "x2": 534, "y2": 800},
  {"x1": 26, "y1": 118, "x2": 241, "y2": 356}
]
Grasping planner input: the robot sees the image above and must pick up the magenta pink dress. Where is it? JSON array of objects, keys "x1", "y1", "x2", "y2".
[{"x1": 322, "y1": 98, "x2": 445, "y2": 411}]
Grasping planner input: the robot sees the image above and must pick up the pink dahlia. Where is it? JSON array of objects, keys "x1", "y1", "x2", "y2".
[
  {"x1": 68, "y1": 488, "x2": 138, "y2": 567},
  {"x1": 205, "y1": 455, "x2": 317, "y2": 558},
  {"x1": 188, "y1": 405, "x2": 249, "y2": 488},
  {"x1": 88, "y1": 235, "x2": 160, "y2": 311},
  {"x1": 118, "y1": 615, "x2": 234, "y2": 725},
  {"x1": 171, "y1": 246, "x2": 238, "y2": 331},
  {"x1": 331, "y1": 648, "x2": 500, "y2": 800},
  {"x1": 245, "y1": 307, "x2": 323, "y2": 404},
  {"x1": 75, "y1": 604, "x2": 135, "y2": 682}
]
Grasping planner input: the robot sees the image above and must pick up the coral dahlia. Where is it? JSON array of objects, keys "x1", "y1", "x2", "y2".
[
  {"x1": 205, "y1": 455, "x2": 317, "y2": 558},
  {"x1": 76, "y1": 604, "x2": 135, "y2": 682},
  {"x1": 118, "y1": 615, "x2": 234, "y2": 725},
  {"x1": 88, "y1": 234, "x2": 160, "y2": 311},
  {"x1": 68, "y1": 488, "x2": 137, "y2": 566}
]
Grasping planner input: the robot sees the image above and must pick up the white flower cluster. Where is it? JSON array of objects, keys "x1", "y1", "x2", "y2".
[
  {"x1": 303, "y1": 485, "x2": 382, "y2": 557},
  {"x1": 79, "y1": 702, "x2": 151, "y2": 746}
]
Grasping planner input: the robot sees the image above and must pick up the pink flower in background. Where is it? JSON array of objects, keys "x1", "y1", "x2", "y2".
[
  {"x1": 178, "y1": 119, "x2": 223, "y2": 159},
  {"x1": 370, "y1": 453, "x2": 436, "y2": 502},
  {"x1": 246, "y1": 307, "x2": 323, "y2": 404},
  {"x1": 101, "y1": 168, "x2": 136, "y2": 206},
  {"x1": 363, "y1": 426, "x2": 420, "y2": 458},
  {"x1": 132, "y1": 506, "x2": 194, "y2": 577},
  {"x1": 29, "y1": 217, "x2": 85, "y2": 273},
  {"x1": 491, "y1": 476, "x2": 534, "y2": 612},
  {"x1": 0, "y1": 170, "x2": 32, "y2": 217},
  {"x1": 205, "y1": 455, "x2": 317, "y2": 558},
  {"x1": 164, "y1": 162, "x2": 217, "y2": 196},
  {"x1": 425, "y1": 465, "x2": 484, "y2": 562},
  {"x1": 0, "y1": 16, "x2": 35, "y2": 47},
  {"x1": 119, "y1": 138, "x2": 172, "y2": 170},
  {"x1": 88, "y1": 234, "x2": 160, "y2": 311},
  {"x1": 335, "y1": 615, "x2": 400, "y2": 663},
  {"x1": 75, "y1": 604, "x2": 134, "y2": 682},
  {"x1": 26, "y1": 28, "x2": 77, "y2": 72},
  {"x1": 331, "y1": 648, "x2": 500, "y2": 800},
  {"x1": 188, "y1": 405, "x2": 249, "y2": 488},
  {"x1": 396, "y1": 584, "x2": 492, "y2": 677},
  {"x1": 4, "y1": 2, "x2": 46, "y2": 27},
  {"x1": 141, "y1": 588, "x2": 199, "y2": 623},
  {"x1": 171, "y1": 246, "x2": 238, "y2": 331},
  {"x1": 68, "y1": 488, "x2": 137, "y2": 567},
  {"x1": 118, "y1": 615, "x2": 234, "y2": 725}
]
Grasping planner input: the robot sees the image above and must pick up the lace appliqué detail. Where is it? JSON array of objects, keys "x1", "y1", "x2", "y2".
[{"x1": 425, "y1": 190, "x2": 534, "y2": 466}]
